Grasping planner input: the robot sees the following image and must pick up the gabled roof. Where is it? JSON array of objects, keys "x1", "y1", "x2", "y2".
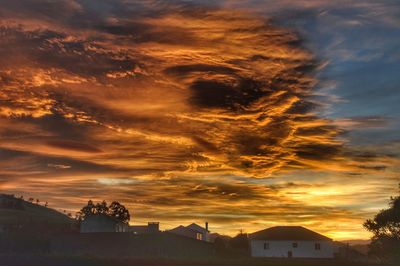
[
  {"x1": 169, "y1": 223, "x2": 208, "y2": 234},
  {"x1": 170, "y1": 225, "x2": 186, "y2": 231},
  {"x1": 169, "y1": 225, "x2": 199, "y2": 238},
  {"x1": 249, "y1": 226, "x2": 332, "y2": 241},
  {"x1": 187, "y1": 223, "x2": 208, "y2": 233}
]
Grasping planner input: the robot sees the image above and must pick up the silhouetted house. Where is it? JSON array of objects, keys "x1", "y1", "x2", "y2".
[
  {"x1": 80, "y1": 215, "x2": 128, "y2": 233},
  {"x1": 168, "y1": 222, "x2": 210, "y2": 242},
  {"x1": 128, "y1": 222, "x2": 160, "y2": 234},
  {"x1": 249, "y1": 226, "x2": 336, "y2": 258}
]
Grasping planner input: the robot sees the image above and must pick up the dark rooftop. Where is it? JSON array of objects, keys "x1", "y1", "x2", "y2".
[{"x1": 249, "y1": 226, "x2": 332, "y2": 241}]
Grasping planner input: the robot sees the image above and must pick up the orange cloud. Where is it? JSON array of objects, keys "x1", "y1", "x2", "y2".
[{"x1": 0, "y1": 0, "x2": 398, "y2": 240}]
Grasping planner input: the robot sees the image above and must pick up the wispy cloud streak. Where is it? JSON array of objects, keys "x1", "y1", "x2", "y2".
[{"x1": 0, "y1": 0, "x2": 398, "y2": 239}]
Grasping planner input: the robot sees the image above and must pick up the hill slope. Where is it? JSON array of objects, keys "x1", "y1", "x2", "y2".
[{"x1": 0, "y1": 194, "x2": 73, "y2": 226}]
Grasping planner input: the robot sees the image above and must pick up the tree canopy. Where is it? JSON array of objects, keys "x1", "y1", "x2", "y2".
[
  {"x1": 364, "y1": 185, "x2": 400, "y2": 264},
  {"x1": 78, "y1": 200, "x2": 130, "y2": 224}
]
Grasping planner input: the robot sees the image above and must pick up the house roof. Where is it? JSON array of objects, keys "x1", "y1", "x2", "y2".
[
  {"x1": 169, "y1": 223, "x2": 208, "y2": 235},
  {"x1": 169, "y1": 225, "x2": 190, "y2": 233},
  {"x1": 249, "y1": 226, "x2": 332, "y2": 241},
  {"x1": 187, "y1": 223, "x2": 208, "y2": 233},
  {"x1": 169, "y1": 225, "x2": 199, "y2": 238}
]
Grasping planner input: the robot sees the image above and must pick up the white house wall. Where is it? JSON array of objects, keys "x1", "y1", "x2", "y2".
[{"x1": 250, "y1": 240, "x2": 335, "y2": 258}]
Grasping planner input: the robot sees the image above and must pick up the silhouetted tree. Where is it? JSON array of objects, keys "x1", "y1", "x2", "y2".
[
  {"x1": 109, "y1": 201, "x2": 130, "y2": 223},
  {"x1": 364, "y1": 185, "x2": 400, "y2": 264},
  {"x1": 75, "y1": 211, "x2": 83, "y2": 221},
  {"x1": 28, "y1": 197, "x2": 34, "y2": 203},
  {"x1": 95, "y1": 200, "x2": 109, "y2": 215},
  {"x1": 79, "y1": 200, "x2": 130, "y2": 224},
  {"x1": 80, "y1": 200, "x2": 96, "y2": 217}
]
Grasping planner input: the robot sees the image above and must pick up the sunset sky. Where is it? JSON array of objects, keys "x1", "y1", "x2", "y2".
[{"x1": 0, "y1": 0, "x2": 399, "y2": 240}]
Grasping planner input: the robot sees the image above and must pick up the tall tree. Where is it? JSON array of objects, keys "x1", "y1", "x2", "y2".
[
  {"x1": 78, "y1": 200, "x2": 130, "y2": 224},
  {"x1": 95, "y1": 200, "x2": 109, "y2": 215},
  {"x1": 80, "y1": 200, "x2": 96, "y2": 217},
  {"x1": 109, "y1": 201, "x2": 130, "y2": 224},
  {"x1": 364, "y1": 185, "x2": 400, "y2": 264}
]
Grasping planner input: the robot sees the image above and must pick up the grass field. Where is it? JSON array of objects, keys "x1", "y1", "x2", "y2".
[{"x1": 0, "y1": 255, "x2": 384, "y2": 266}]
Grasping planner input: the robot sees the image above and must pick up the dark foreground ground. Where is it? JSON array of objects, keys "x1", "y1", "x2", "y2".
[{"x1": 0, "y1": 255, "x2": 384, "y2": 266}]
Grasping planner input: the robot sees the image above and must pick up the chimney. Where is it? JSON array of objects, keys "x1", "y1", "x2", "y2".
[{"x1": 205, "y1": 222, "x2": 209, "y2": 232}]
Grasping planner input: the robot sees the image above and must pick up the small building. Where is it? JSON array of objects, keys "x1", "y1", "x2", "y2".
[
  {"x1": 249, "y1": 226, "x2": 336, "y2": 258},
  {"x1": 80, "y1": 215, "x2": 128, "y2": 233},
  {"x1": 128, "y1": 222, "x2": 160, "y2": 234},
  {"x1": 168, "y1": 222, "x2": 210, "y2": 242}
]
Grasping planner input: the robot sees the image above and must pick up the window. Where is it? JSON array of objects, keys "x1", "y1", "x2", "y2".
[
  {"x1": 196, "y1": 233, "x2": 202, "y2": 240},
  {"x1": 292, "y1": 242, "x2": 298, "y2": 248},
  {"x1": 263, "y1": 242, "x2": 269, "y2": 250},
  {"x1": 315, "y1": 243, "x2": 321, "y2": 250}
]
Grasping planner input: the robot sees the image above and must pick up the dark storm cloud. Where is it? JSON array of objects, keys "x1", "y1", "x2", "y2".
[
  {"x1": 189, "y1": 78, "x2": 266, "y2": 109},
  {"x1": 0, "y1": 147, "x2": 126, "y2": 175},
  {"x1": 0, "y1": 26, "x2": 137, "y2": 79},
  {"x1": 185, "y1": 182, "x2": 265, "y2": 201},
  {"x1": 296, "y1": 144, "x2": 342, "y2": 160},
  {"x1": 46, "y1": 140, "x2": 102, "y2": 153},
  {"x1": 0, "y1": 0, "x2": 82, "y2": 21},
  {"x1": 296, "y1": 125, "x2": 337, "y2": 136},
  {"x1": 20, "y1": 114, "x2": 88, "y2": 139},
  {"x1": 165, "y1": 64, "x2": 238, "y2": 76},
  {"x1": 165, "y1": 63, "x2": 268, "y2": 109}
]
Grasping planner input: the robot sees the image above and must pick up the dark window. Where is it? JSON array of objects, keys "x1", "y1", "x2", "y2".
[
  {"x1": 292, "y1": 242, "x2": 298, "y2": 248},
  {"x1": 315, "y1": 243, "x2": 321, "y2": 250},
  {"x1": 264, "y1": 242, "x2": 269, "y2": 250}
]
